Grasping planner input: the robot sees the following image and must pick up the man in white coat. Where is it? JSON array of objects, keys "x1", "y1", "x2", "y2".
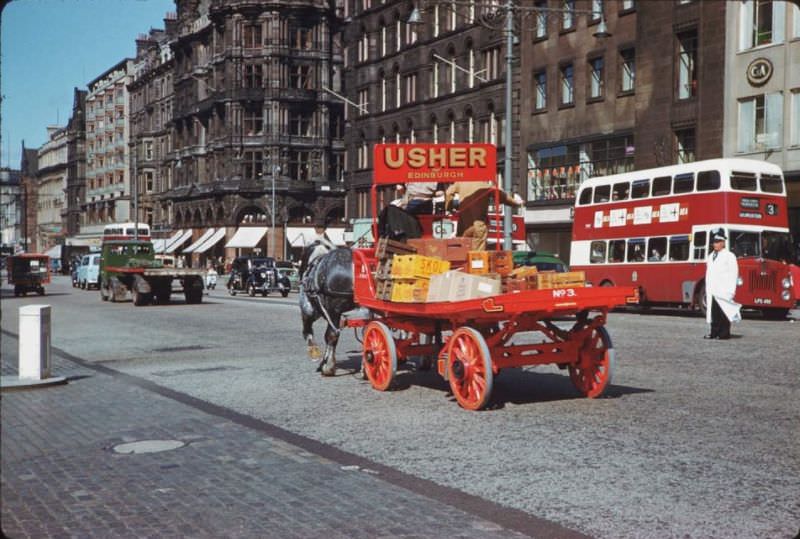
[{"x1": 704, "y1": 228, "x2": 741, "y2": 340}]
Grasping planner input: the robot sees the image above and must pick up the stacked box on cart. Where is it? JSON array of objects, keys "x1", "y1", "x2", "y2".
[
  {"x1": 553, "y1": 271, "x2": 586, "y2": 288},
  {"x1": 375, "y1": 258, "x2": 393, "y2": 280},
  {"x1": 376, "y1": 238, "x2": 416, "y2": 260},
  {"x1": 449, "y1": 272, "x2": 501, "y2": 301},
  {"x1": 376, "y1": 278, "x2": 394, "y2": 300},
  {"x1": 467, "y1": 251, "x2": 490, "y2": 274},
  {"x1": 489, "y1": 251, "x2": 514, "y2": 276},
  {"x1": 391, "y1": 278, "x2": 430, "y2": 303},
  {"x1": 406, "y1": 237, "x2": 477, "y2": 266},
  {"x1": 390, "y1": 255, "x2": 451, "y2": 279}
]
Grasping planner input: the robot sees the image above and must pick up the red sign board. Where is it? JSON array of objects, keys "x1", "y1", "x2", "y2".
[{"x1": 373, "y1": 143, "x2": 497, "y2": 185}]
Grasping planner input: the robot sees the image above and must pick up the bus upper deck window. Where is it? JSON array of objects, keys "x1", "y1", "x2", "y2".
[
  {"x1": 673, "y1": 173, "x2": 694, "y2": 194},
  {"x1": 696, "y1": 170, "x2": 720, "y2": 191},
  {"x1": 652, "y1": 176, "x2": 671, "y2": 196},
  {"x1": 731, "y1": 171, "x2": 757, "y2": 191},
  {"x1": 578, "y1": 187, "x2": 593, "y2": 205},
  {"x1": 631, "y1": 179, "x2": 650, "y2": 199},
  {"x1": 594, "y1": 185, "x2": 611, "y2": 203},
  {"x1": 760, "y1": 174, "x2": 783, "y2": 193},
  {"x1": 612, "y1": 182, "x2": 630, "y2": 201}
]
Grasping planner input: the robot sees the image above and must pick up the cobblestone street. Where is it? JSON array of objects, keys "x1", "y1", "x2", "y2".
[{"x1": 1, "y1": 329, "x2": 579, "y2": 539}]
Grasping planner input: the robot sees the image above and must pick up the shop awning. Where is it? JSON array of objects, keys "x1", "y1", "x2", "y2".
[
  {"x1": 152, "y1": 239, "x2": 168, "y2": 254},
  {"x1": 165, "y1": 230, "x2": 193, "y2": 253},
  {"x1": 182, "y1": 228, "x2": 216, "y2": 253},
  {"x1": 286, "y1": 227, "x2": 347, "y2": 247},
  {"x1": 194, "y1": 228, "x2": 226, "y2": 253},
  {"x1": 225, "y1": 226, "x2": 268, "y2": 249},
  {"x1": 161, "y1": 229, "x2": 185, "y2": 252}
]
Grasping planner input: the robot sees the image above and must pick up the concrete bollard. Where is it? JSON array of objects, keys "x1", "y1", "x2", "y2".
[{"x1": 18, "y1": 305, "x2": 52, "y2": 380}]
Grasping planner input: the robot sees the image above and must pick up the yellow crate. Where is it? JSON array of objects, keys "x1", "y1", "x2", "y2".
[
  {"x1": 390, "y1": 278, "x2": 430, "y2": 303},
  {"x1": 553, "y1": 271, "x2": 586, "y2": 289},
  {"x1": 391, "y1": 255, "x2": 450, "y2": 279}
]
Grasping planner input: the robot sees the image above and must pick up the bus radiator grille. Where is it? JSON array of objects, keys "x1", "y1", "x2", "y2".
[{"x1": 748, "y1": 270, "x2": 776, "y2": 292}]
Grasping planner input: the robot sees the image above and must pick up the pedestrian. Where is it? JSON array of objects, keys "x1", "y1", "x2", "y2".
[{"x1": 704, "y1": 228, "x2": 741, "y2": 340}]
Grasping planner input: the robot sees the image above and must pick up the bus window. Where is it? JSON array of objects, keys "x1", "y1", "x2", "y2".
[
  {"x1": 578, "y1": 187, "x2": 593, "y2": 205},
  {"x1": 731, "y1": 171, "x2": 757, "y2": 191},
  {"x1": 696, "y1": 170, "x2": 720, "y2": 191},
  {"x1": 631, "y1": 179, "x2": 650, "y2": 199},
  {"x1": 673, "y1": 173, "x2": 694, "y2": 194},
  {"x1": 647, "y1": 237, "x2": 667, "y2": 261},
  {"x1": 608, "y1": 240, "x2": 626, "y2": 262},
  {"x1": 760, "y1": 174, "x2": 783, "y2": 194},
  {"x1": 590, "y1": 241, "x2": 606, "y2": 263},
  {"x1": 612, "y1": 182, "x2": 630, "y2": 201},
  {"x1": 729, "y1": 230, "x2": 759, "y2": 257},
  {"x1": 652, "y1": 176, "x2": 671, "y2": 196},
  {"x1": 761, "y1": 231, "x2": 792, "y2": 262},
  {"x1": 668, "y1": 236, "x2": 690, "y2": 261},
  {"x1": 692, "y1": 231, "x2": 707, "y2": 260},
  {"x1": 594, "y1": 185, "x2": 611, "y2": 203},
  {"x1": 627, "y1": 238, "x2": 645, "y2": 262}
]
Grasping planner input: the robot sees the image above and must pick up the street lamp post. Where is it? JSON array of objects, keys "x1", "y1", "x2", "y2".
[{"x1": 409, "y1": 1, "x2": 610, "y2": 249}]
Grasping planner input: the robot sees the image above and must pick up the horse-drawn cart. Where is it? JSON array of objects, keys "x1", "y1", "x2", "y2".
[{"x1": 347, "y1": 248, "x2": 638, "y2": 410}]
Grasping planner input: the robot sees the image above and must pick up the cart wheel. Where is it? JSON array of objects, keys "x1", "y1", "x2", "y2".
[
  {"x1": 362, "y1": 321, "x2": 397, "y2": 391},
  {"x1": 447, "y1": 327, "x2": 494, "y2": 411},
  {"x1": 569, "y1": 326, "x2": 615, "y2": 398},
  {"x1": 281, "y1": 290, "x2": 289, "y2": 298}
]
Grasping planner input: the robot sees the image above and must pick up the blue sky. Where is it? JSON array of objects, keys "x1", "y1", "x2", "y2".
[{"x1": 1, "y1": 0, "x2": 175, "y2": 168}]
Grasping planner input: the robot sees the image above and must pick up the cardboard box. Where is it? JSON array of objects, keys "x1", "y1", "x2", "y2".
[
  {"x1": 449, "y1": 272, "x2": 501, "y2": 301},
  {"x1": 489, "y1": 251, "x2": 514, "y2": 276},
  {"x1": 427, "y1": 270, "x2": 460, "y2": 302},
  {"x1": 467, "y1": 251, "x2": 490, "y2": 274}
]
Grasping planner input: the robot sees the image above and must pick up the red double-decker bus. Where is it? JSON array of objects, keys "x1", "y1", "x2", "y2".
[{"x1": 569, "y1": 158, "x2": 796, "y2": 319}]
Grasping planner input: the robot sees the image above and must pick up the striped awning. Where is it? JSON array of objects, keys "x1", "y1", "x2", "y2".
[{"x1": 183, "y1": 228, "x2": 216, "y2": 253}]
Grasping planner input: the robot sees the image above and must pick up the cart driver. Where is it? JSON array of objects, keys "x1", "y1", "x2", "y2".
[{"x1": 445, "y1": 181, "x2": 523, "y2": 250}]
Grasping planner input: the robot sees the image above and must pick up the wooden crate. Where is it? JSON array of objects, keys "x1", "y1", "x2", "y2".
[
  {"x1": 489, "y1": 251, "x2": 514, "y2": 276},
  {"x1": 553, "y1": 271, "x2": 586, "y2": 289},
  {"x1": 466, "y1": 251, "x2": 490, "y2": 274},
  {"x1": 531, "y1": 271, "x2": 556, "y2": 290},
  {"x1": 376, "y1": 237, "x2": 416, "y2": 260},
  {"x1": 376, "y1": 258, "x2": 393, "y2": 280},
  {"x1": 501, "y1": 277, "x2": 527, "y2": 294},
  {"x1": 376, "y1": 278, "x2": 394, "y2": 301},
  {"x1": 510, "y1": 266, "x2": 539, "y2": 279}
]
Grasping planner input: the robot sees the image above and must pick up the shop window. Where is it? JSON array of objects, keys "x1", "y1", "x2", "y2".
[{"x1": 738, "y1": 93, "x2": 783, "y2": 152}]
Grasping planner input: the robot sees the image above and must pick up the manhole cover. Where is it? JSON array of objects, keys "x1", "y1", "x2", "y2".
[{"x1": 112, "y1": 440, "x2": 185, "y2": 454}]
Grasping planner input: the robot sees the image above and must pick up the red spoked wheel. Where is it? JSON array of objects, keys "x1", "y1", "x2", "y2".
[
  {"x1": 447, "y1": 327, "x2": 494, "y2": 411},
  {"x1": 362, "y1": 321, "x2": 397, "y2": 391},
  {"x1": 569, "y1": 326, "x2": 615, "y2": 398}
]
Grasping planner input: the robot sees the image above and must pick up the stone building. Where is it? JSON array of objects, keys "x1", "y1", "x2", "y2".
[
  {"x1": 0, "y1": 167, "x2": 22, "y2": 253},
  {"x1": 341, "y1": 0, "x2": 514, "y2": 226},
  {"x1": 64, "y1": 89, "x2": 87, "y2": 241},
  {"x1": 20, "y1": 145, "x2": 39, "y2": 252},
  {"x1": 128, "y1": 16, "x2": 178, "y2": 237},
  {"x1": 81, "y1": 58, "x2": 135, "y2": 243},
  {"x1": 520, "y1": 0, "x2": 727, "y2": 258},
  {"x1": 36, "y1": 126, "x2": 69, "y2": 252},
  {"x1": 163, "y1": 0, "x2": 347, "y2": 261},
  {"x1": 723, "y1": 0, "x2": 800, "y2": 243}
]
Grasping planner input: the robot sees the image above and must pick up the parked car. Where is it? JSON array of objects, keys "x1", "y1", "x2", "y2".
[
  {"x1": 227, "y1": 256, "x2": 291, "y2": 297},
  {"x1": 8, "y1": 254, "x2": 50, "y2": 296},
  {"x1": 276, "y1": 261, "x2": 300, "y2": 292},
  {"x1": 512, "y1": 251, "x2": 569, "y2": 273},
  {"x1": 77, "y1": 253, "x2": 102, "y2": 289}
]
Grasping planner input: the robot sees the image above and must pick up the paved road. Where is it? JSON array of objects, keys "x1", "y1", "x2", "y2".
[{"x1": 2, "y1": 275, "x2": 799, "y2": 538}]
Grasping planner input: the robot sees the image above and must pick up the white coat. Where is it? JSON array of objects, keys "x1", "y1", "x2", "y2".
[{"x1": 705, "y1": 247, "x2": 742, "y2": 323}]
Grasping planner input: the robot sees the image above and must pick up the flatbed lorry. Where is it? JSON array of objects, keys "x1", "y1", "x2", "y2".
[{"x1": 99, "y1": 239, "x2": 205, "y2": 305}]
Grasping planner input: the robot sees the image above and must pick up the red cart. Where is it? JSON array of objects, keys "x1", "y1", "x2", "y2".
[
  {"x1": 344, "y1": 143, "x2": 638, "y2": 410},
  {"x1": 348, "y1": 249, "x2": 638, "y2": 410}
]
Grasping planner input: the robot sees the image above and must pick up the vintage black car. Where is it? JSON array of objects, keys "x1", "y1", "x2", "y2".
[{"x1": 226, "y1": 256, "x2": 291, "y2": 297}]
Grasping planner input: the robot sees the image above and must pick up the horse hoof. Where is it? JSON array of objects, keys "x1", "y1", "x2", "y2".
[
  {"x1": 308, "y1": 345, "x2": 322, "y2": 360},
  {"x1": 321, "y1": 366, "x2": 336, "y2": 377}
]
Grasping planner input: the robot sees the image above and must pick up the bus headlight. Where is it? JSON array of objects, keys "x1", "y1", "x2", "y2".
[
  {"x1": 782, "y1": 277, "x2": 792, "y2": 289},
  {"x1": 737, "y1": 277, "x2": 743, "y2": 286},
  {"x1": 782, "y1": 290, "x2": 792, "y2": 301}
]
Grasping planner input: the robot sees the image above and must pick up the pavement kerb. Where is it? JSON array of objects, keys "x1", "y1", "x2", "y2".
[{"x1": 1, "y1": 328, "x2": 590, "y2": 539}]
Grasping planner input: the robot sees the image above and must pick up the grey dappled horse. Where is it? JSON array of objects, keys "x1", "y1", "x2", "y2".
[{"x1": 299, "y1": 247, "x2": 355, "y2": 376}]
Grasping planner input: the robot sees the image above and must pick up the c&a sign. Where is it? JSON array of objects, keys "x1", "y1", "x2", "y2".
[{"x1": 373, "y1": 143, "x2": 497, "y2": 185}]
